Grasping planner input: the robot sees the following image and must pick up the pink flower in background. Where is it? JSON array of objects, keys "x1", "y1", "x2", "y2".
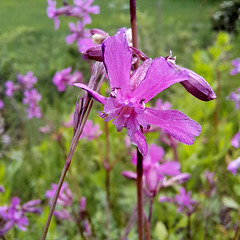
[
  {"x1": 122, "y1": 144, "x2": 185, "y2": 196},
  {"x1": 80, "y1": 120, "x2": 102, "y2": 141},
  {"x1": 45, "y1": 182, "x2": 73, "y2": 207},
  {"x1": 71, "y1": 0, "x2": 100, "y2": 25},
  {"x1": 23, "y1": 89, "x2": 42, "y2": 119},
  {"x1": 231, "y1": 130, "x2": 240, "y2": 148},
  {"x1": 5, "y1": 81, "x2": 18, "y2": 97},
  {"x1": 47, "y1": 0, "x2": 71, "y2": 30},
  {"x1": 53, "y1": 67, "x2": 83, "y2": 92},
  {"x1": 227, "y1": 157, "x2": 240, "y2": 175},
  {"x1": 0, "y1": 197, "x2": 41, "y2": 236},
  {"x1": 159, "y1": 187, "x2": 197, "y2": 214},
  {"x1": 155, "y1": 99, "x2": 172, "y2": 111},
  {"x1": 74, "y1": 31, "x2": 201, "y2": 155},
  {"x1": 230, "y1": 58, "x2": 240, "y2": 76},
  {"x1": 228, "y1": 88, "x2": 240, "y2": 110},
  {"x1": 65, "y1": 21, "x2": 91, "y2": 45},
  {"x1": 0, "y1": 100, "x2": 4, "y2": 109},
  {"x1": 17, "y1": 71, "x2": 37, "y2": 89}
]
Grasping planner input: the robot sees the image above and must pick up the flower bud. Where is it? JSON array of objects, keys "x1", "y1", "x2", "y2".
[{"x1": 83, "y1": 45, "x2": 103, "y2": 62}]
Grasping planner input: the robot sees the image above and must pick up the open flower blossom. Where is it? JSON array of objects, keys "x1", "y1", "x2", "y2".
[
  {"x1": 122, "y1": 144, "x2": 189, "y2": 196},
  {"x1": 227, "y1": 88, "x2": 240, "y2": 110},
  {"x1": 230, "y1": 58, "x2": 240, "y2": 76},
  {"x1": 53, "y1": 67, "x2": 83, "y2": 92},
  {"x1": 17, "y1": 71, "x2": 37, "y2": 89},
  {"x1": 227, "y1": 156, "x2": 240, "y2": 175},
  {"x1": 0, "y1": 197, "x2": 41, "y2": 236},
  {"x1": 159, "y1": 187, "x2": 197, "y2": 214},
  {"x1": 74, "y1": 31, "x2": 203, "y2": 155}
]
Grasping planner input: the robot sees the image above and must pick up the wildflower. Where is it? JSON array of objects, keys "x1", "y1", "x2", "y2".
[
  {"x1": 230, "y1": 58, "x2": 240, "y2": 76},
  {"x1": 17, "y1": 71, "x2": 37, "y2": 89},
  {"x1": 79, "y1": 120, "x2": 102, "y2": 141},
  {"x1": 65, "y1": 21, "x2": 91, "y2": 45},
  {"x1": 45, "y1": 182, "x2": 73, "y2": 207},
  {"x1": 0, "y1": 197, "x2": 41, "y2": 236},
  {"x1": 79, "y1": 197, "x2": 86, "y2": 213},
  {"x1": 155, "y1": 99, "x2": 172, "y2": 111},
  {"x1": 83, "y1": 219, "x2": 92, "y2": 237},
  {"x1": 5, "y1": 81, "x2": 18, "y2": 97},
  {"x1": 39, "y1": 125, "x2": 51, "y2": 134},
  {"x1": 0, "y1": 186, "x2": 4, "y2": 193},
  {"x1": 0, "y1": 100, "x2": 4, "y2": 109},
  {"x1": 122, "y1": 144, "x2": 186, "y2": 196},
  {"x1": 159, "y1": 187, "x2": 197, "y2": 214},
  {"x1": 166, "y1": 51, "x2": 216, "y2": 101},
  {"x1": 74, "y1": 31, "x2": 201, "y2": 155},
  {"x1": 231, "y1": 130, "x2": 240, "y2": 148},
  {"x1": 47, "y1": 0, "x2": 71, "y2": 30},
  {"x1": 53, "y1": 67, "x2": 83, "y2": 92},
  {"x1": 71, "y1": 0, "x2": 100, "y2": 25},
  {"x1": 227, "y1": 156, "x2": 240, "y2": 175},
  {"x1": 23, "y1": 89, "x2": 42, "y2": 119},
  {"x1": 228, "y1": 88, "x2": 240, "y2": 110}
]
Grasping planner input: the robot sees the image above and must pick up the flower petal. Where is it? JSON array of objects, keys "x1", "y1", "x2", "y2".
[
  {"x1": 144, "y1": 108, "x2": 201, "y2": 145},
  {"x1": 130, "y1": 129, "x2": 148, "y2": 156},
  {"x1": 102, "y1": 31, "x2": 132, "y2": 97},
  {"x1": 73, "y1": 83, "x2": 106, "y2": 104},
  {"x1": 130, "y1": 57, "x2": 189, "y2": 103}
]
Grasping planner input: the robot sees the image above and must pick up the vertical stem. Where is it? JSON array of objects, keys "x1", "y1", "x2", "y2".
[
  {"x1": 130, "y1": 0, "x2": 139, "y2": 69},
  {"x1": 130, "y1": 1, "x2": 143, "y2": 239},
  {"x1": 187, "y1": 215, "x2": 191, "y2": 240},
  {"x1": 137, "y1": 148, "x2": 143, "y2": 240},
  {"x1": 105, "y1": 121, "x2": 111, "y2": 239},
  {"x1": 148, "y1": 197, "x2": 154, "y2": 224},
  {"x1": 233, "y1": 213, "x2": 240, "y2": 240}
]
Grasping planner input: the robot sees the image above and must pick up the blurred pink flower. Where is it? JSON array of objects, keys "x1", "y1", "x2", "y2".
[
  {"x1": 80, "y1": 120, "x2": 102, "y2": 141},
  {"x1": 230, "y1": 58, "x2": 240, "y2": 76},
  {"x1": 0, "y1": 100, "x2": 4, "y2": 109},
  {"x1": 227, "y1": 156, "x2": 240, "y2": 175},
  {"x1": 231, "y1": 130, "x2": 240, "y2": 148},
  {"x1": 5, "y1": 81, "x2": 18, "y2": 97},
  {"x1": 17, "y1": 71, "x2": 37, "y2": 89}
]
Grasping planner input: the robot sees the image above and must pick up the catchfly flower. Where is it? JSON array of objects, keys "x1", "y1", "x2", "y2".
[
  {"x1": 230, "y1": 58, "x2": 240, "y2": 76},
  {"x1": 74, "y1": 31, "x2": 202, "y2": 155}
]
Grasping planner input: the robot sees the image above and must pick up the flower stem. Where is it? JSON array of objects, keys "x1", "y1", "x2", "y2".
[
  {"x1": 137, "y1": 148, "x2": 143, "y2": 240},
  {"x1": 130, "y1": 0, "x2": 139, "y2": 69},
  {"x1": 187, "y1": 214, "x2": 191, "y2": 240},
  {"x1": 105, "y1": 121, "x2": 111, "y2": 239},
  {"x1": 233, "y1": 213, "x2": 240, "y2": 240}
]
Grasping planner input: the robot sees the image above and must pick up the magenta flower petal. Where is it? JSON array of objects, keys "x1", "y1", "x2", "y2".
[
  {"x1": 131, "y1": 57, "x2": 189, "y2": 103},
  {"x1": 144, "y1": 108, "x2": 201, "y2": 145},
  {"x1": 102, "y1": 31, "x2": 132, "y2": 97},
  {"x1": 227, "y1": 157, "x2": 240, "y2": 175},
  {"x1": 130, "y1": 129, "x2": 148, "y2": 156},
  {"x1": 122, "y1": 170, "x2": 137, "y2": 179},
  {"x1": 158, "y1": 161, "x2": 181, "y2": 176},
  {"x1": 73, "y1": 83, "x2": 106, "y2": 104}
]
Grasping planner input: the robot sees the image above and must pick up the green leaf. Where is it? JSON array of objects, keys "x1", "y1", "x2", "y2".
[
  {"x1": 154, "y1": 221, "x2": 168, "y2": 240},
  {"x1": 222, "y1": 196, "x2": 239, "y2": 210}
]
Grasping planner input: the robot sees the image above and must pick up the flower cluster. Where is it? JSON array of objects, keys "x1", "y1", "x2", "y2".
[
  {"x1": 230, "y1": 58, "x2": 240, "y2": 76},
  {"x1": 4, "y1": 72, "x2": 42, "y2": 119},
  {"x1": 53, "y1": 67, "x2": 83, "y2": 92},
  {"x1": 0, "y1": 197, "x2": 41, "y2": 236}
]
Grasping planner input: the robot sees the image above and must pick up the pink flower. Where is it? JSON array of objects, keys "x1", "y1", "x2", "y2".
[
  {"x1": 228, "y1": 88, "x2": 240, "y2": 110},
  {"x1": 227, "y1": 156, "x2": 240, "y2": 175},
  {"x1": 123, "y1": 144, "x2": 182, "y2": 196},
  {"x1": 159, "y1": 187, "x2": 197, "y2": 214},
  {"x1": 230, "y1": 58, "x2": 240, "y2": 76},
  {"x1": 5, "y1": 81, "x2": 18, "y2": 97},
  {"x1": 74, "y1": 31, "x2": 202, "y2": 155},
  {"x1": 17, "y1": 71, "x2": 37, "y2": 89},
  {"x1": 231, "y1": 130, "x2": 240, "y2": 148},
  {"x1": 80, "y1": 120, "x2": 102, "y2": 141},
  {"x1": 53, "y1": 67, "x2": 83, "y2": 92},
  {"x1": 71, "y1": 0, "x2": 100, "y2": 25}
]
